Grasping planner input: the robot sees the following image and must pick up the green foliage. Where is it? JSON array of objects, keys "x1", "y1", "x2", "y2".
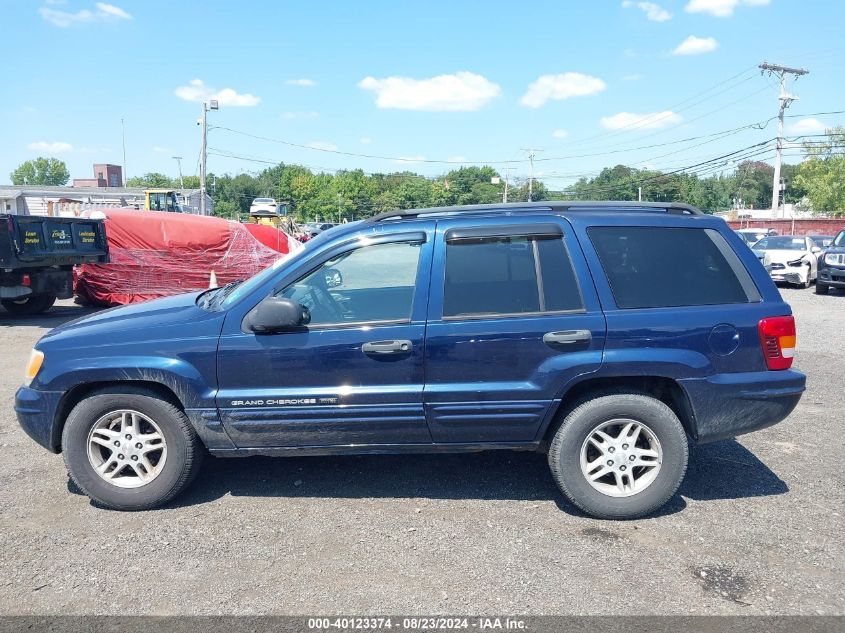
[
  {"x1": 794, "y1": 126, "x2": 845, "y2": 216},
  {"x1": 126, "y1": 172, "x2": 173, "y2": 188},
  {"x1": 10, "y1": 157, "x2": 70, "y2": 186}
]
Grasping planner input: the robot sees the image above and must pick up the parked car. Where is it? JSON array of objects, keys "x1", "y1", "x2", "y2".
[
  {"x1": 735, "y1": 227, "x2": 777, "y2": 246},
  {"x1": 808, "y1": 234, "x2": 835, "y2": 249},
  {"x1": 816, "y1": 229, "x2": 845, "y2": 295},
  {"x1": 16, "y1": 201, "x2": 805, "y2": 519},
  {"x1": 303, "y1": 222, "x2": 337, "y2": 237},
  {"x1": 751, "y1": 235, "x2": 820, "y2": 288},
  {"x1": 249, "y1": 198, "x2": 277, "y2": 214},
  {"x1": 1, "y1": 214, "x2": 109, "y2": 315}
]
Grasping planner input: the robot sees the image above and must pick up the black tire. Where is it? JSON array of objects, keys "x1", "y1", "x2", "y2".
[
  {"x1": 548, "y1": 391, "x2": 688, "y2": 520},
  {"x1": 61, "y1": 387, "x2": 203, "y2": 510},
  {"x1": 1, "y1": 293, "x2": 56, "y2": 315},
  {"x1": 816, "y1": 282, "x2": 829, "y2": 295}
]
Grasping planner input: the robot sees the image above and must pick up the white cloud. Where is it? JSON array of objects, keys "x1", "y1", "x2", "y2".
[
  {"x1": 622, "y1": 73, "x2": 642, "y2": 81},
  {"x1": 672, "y1": 35, "x2": 718, "y2": 55},
  {"x1": 358, "y1": 72, "x2": 501, "y2": 111},
  {"x1": 39, "y1": 2, "x2": 131, "y2": 27},
  {"x1": 447, "y1": 155, "x2": 468, "y2": 163},
  {"x1": 685, "y1": 0, "x2": 769, "y2": 18},
  {"x1": 622, "y1": 1, "x2": 672, "y2": 21},
  {"x1": 520, "y1": 73, "x2": 606, "y2": 108},
  {"x1": 175, "y1": 79, "x2": 260, "y2": 107},
  {"x1": 28, "y1": 141, "x2": 73, "y2": 154},
  {"x1": 306, "y1": 141, "x2": 338, "y2": 151},
  {"x1": 285, "y1": 78, "x2": 316, "y2": 87},
  {"x1": 788, "y1": 118, "x2": 827, "y2": 136},
  {"x1": 552, "y1": 129, "x2": 569, "y2": 139},
  {"x1": 600, "y1": 111, "x2": 683, "y2": 130},
  {"x1": 281, "y1": 111, "x2": 319, "y2": 119},
  {"x1": 359, "y1": 137, "x2": 373, "y2": 145}
]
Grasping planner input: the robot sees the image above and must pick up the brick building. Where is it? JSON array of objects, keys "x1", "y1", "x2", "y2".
[{"x1": 72, "y1": 164, "x2": 123, "y2": 188}]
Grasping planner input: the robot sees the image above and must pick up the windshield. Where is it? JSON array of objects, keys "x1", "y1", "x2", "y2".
[
  {"x1": 835, "y1": 231, "x2": 845, "y2": 247},
  {"x1": 753, "y1": 236, "x2": 807, "y2": 251},
  {"x1": 253, "y1": 198, "x2": 275, "y2": 204}
]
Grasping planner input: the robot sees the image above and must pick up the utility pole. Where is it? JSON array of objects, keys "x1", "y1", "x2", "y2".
[
  {"x1": 521, "y1": 149, "x2": 543, "y2": 201},
  {"x1": 172, "y1": 156, "x2": 184, "y2": 190},
  {"x1": 199, "y1": 100, "x2": 218, "y2": 216},
  {"x1": 759, "y1": 62, "x2": 808, "y2": 217},
  {"x1": 502, "y1": 166, "x2": 514, "y2": 203},
  {"x1": 121, "y1": 118, "x2": 127, "y2": 186}
]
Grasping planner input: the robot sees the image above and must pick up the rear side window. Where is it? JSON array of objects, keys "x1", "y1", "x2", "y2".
[
  {"x1": 443, "y1": 236, "x2": 582, "y2": 317},
  {"x1": 588, "y1": 227, "x2": 760, "y2": 309}
]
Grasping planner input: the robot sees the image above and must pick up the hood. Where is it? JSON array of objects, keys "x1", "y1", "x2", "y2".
[
  {"x1": 38, "y1": 291, "x2": 226, "y2": 350},
  {"x1": 754, "y1": 249, "x2": 809, "y2": 263}
]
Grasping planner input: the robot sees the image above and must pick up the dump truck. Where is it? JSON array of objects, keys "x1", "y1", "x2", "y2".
[{"x1": 0, "y1": 214, "x2": 109, "y2": 315}]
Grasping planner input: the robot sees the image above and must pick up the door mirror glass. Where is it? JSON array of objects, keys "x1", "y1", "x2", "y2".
[
  {"x1": 246, "y1": 296, "x2": 310, "y2": 334},
  {"x1": 324, "y1": 268, "x2": 343, "y2": 289}
]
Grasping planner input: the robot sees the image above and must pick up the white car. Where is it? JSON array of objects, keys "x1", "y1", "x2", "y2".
[
  {"x1": 249, "y1": 197, "x2": 277, "y2": 214},
  {"x1": 752, "y1": 235, "x2": 821, "y2": 288}
]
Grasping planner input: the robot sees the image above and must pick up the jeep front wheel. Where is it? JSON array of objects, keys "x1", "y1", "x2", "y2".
[
  {"x1": 62, "y1": 388, "x2": 203, "y2": 510},
  {"x1": 548, "y1": 392, "x2": 688, "y2": 519},
  {"x1": 1, "y1": 293, "x2": 56, "y2": 315}
]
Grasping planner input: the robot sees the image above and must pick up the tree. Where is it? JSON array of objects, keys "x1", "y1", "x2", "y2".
[
  {"x1": 794, "y1": 127, "x2": 845, "y2": 216},
  {"x1": 126, "y1": 173, "x2": 173, "y2": 188},
  {"x1": 10, "y1": 157, "x2": 70, "y2": 186}
]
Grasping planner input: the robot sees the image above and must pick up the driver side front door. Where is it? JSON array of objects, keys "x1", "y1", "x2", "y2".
[{"x1": 216, "y1": 227, "x2": 434, "y2": 448}]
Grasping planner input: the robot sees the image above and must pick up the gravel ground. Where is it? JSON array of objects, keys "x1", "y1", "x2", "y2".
[{"x1": 0, "y1": 289, "x2": 842, "y2": 616}]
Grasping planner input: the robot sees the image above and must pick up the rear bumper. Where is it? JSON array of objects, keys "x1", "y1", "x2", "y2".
[
  {"x1": 15, "y1": 386, "x2": 63, "y2": 453},
  {"x1": 818, "y1": 267, "x2": 845, "y2": 288},
  {"x1": 679, "y1": 369, "x2": 805, "y2": 444}
]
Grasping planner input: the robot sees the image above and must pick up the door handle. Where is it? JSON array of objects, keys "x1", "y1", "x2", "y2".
[
  {"x1": 361, "y1": 340, "x2": 413, "y2": 355},
  {"x1": 543, "y1": 330, "x2": 592, "y2": 346}
]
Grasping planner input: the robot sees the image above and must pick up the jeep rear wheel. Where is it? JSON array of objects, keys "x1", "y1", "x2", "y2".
[
  {"x1": 548, "y1": 392, "x2": 688, "y2": 520},
  {"x1": 1, "y1": 293, "x2": 56, "y2": 315},
  {"x1": 62, "y1": 388, "x2": 203, "y2": 510}
]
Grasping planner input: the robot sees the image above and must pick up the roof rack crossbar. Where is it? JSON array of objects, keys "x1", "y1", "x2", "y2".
[{"x1": 366, "y1": 200, "x2": 703, "y2": 223}]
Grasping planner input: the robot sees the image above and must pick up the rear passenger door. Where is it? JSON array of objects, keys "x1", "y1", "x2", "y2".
[{"x1": 423, "y1": 217, "x2": 606, "y2": 443}]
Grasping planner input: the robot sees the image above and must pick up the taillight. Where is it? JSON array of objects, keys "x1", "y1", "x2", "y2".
[
  {"x1": 758, "y1": 316, "x2": 796, "y2": 370},
  {"x1": 21, "y1": 274, "x2": 31, "y2": 287}
]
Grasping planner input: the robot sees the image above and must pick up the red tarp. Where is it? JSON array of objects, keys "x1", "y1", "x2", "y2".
[
  {"x1": 75, "y1": 210, "x2": 287, "y2": 306},
  {"x1": 243, "y1": 223, "x2": 295, "y2": 254}
]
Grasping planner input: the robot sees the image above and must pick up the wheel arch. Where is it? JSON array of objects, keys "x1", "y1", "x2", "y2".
[
  {"x1": 52, "y1": 381, "x2": 185, "y2": 453},
  {"x1": 541, "y1": 375, "x2": 697, "y2": 445}
]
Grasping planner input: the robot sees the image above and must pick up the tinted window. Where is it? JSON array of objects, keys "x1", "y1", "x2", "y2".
[
  {"x1": 443, "y1": 236, "x2": 582, "y2": 317},
  {"x1": 280, "y1": 241, "x2": 421, "y2": 325},
  {"x1": 589, "y1": 227, "x2": 757, "y2": 309}
]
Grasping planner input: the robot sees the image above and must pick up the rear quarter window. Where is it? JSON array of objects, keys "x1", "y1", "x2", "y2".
[{"x1": 588, "y1": 226, "x2": 760, "y2": 309}]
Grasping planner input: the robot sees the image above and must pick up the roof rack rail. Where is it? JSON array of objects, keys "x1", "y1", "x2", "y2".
[{"x1": 366, "y1": 200, "x2": 704, "y2": 223}]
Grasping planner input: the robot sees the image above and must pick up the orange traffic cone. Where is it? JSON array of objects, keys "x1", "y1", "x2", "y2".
[{"x1": 209, "y1": 270, "x2": 218, "y2": 288}]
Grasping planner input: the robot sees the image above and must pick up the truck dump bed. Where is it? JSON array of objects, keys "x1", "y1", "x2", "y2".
[{"x1": 0, "y1": 214, "x2": 109, "y2": 269}]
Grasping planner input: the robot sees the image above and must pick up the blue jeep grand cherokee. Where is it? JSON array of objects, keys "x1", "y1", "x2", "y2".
[{"x1": 15, "y1": 202, "x2": 806, "y2": 519}]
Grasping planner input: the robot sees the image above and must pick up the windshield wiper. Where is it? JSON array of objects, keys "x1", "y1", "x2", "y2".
[{"x1": 209, "y1": 280, "x2": 244, "y2": 309}]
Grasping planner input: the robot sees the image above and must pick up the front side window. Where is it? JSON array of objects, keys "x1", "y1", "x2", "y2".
[
  {"x1": 589, "y1": 226, "x2": 759, "y2": 309},
  {"x1": 442, "y1": 235, "x2": 582, "y2": 318},
  {"x1": 279, "y1": 241, "x2": 422, "y2": 326}
]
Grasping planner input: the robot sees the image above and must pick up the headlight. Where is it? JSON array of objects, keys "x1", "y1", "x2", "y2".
[
  {"x1": 787, "y1": 258, "x2": 805, "y2": 267},
  {"x1": 24, "y1": 349, "x2": 44, "y2": 387},
  {"x1": 825, "y1": 253, "x2": 844, "y2": 265}
]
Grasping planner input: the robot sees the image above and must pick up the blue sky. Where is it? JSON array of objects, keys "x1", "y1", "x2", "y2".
[{"x1": 1, "y1": 0, "x2": 843, "y2": 189}]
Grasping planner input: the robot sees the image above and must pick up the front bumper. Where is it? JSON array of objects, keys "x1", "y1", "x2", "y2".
[
  {"x1": 15, "y1": 386, "x2": 63, "y2": 453},
  {"x1": 818, "y1": 266, "x2": 845, "y2": 288},
  {"x1": 768, "y1": 265, "x2": 806, "y2": 285},
  {"x1": 679, "y1": 369, "x2": 806, "y2": 444}
]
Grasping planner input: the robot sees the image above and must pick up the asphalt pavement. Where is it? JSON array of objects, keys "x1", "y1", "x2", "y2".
[{"x1": 0, "y1": 289, "x2": 842, "y2": 615}]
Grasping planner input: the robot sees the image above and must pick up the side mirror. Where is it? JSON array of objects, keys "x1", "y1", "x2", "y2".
[
  {"x1": 245, "y1": 296, "x2": 310, "y2": 334},
  {"x1": 812, "y1": 246, "x2": 822, "y2": 254},
  {"x1": 324, "y1": 268, "x2": 343, "y2": 289}
]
